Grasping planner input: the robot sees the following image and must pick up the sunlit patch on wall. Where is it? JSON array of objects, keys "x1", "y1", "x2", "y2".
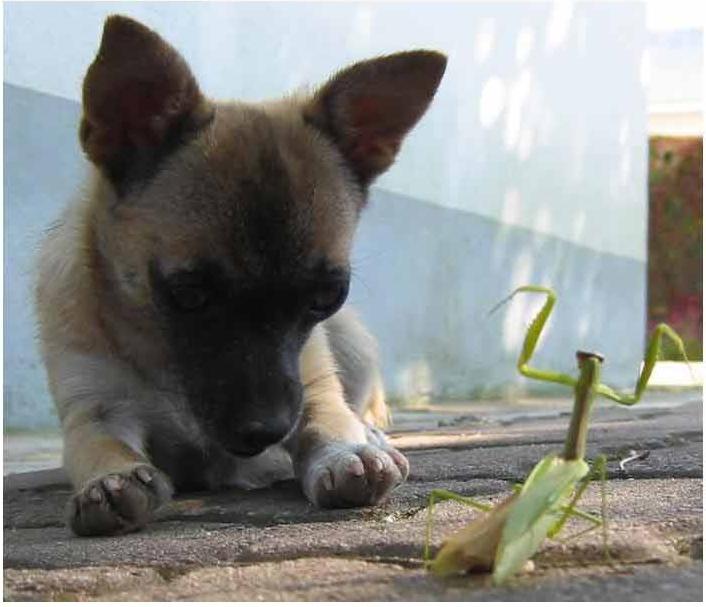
[
  {"x1": 620, "y1": 152, "x2": 632, "y2": 186},
  {"x1": 617, "y1": 118, "x2": 633, "y2": 186},
  {"x1": 397, "y1": 360, "x2": 434, "y2": 405},
  {"x1": 566, "y1": 117, "x2": 586, "y2": 182},
  {"x1": 619, "y1": 120, "x2": 630, "y2": 147},
  {"x1": 534, "y1": 206, "x2": 552, "y2": 235},
  {"x1": 517, "y1": 127, "x2": 534, "y2": 161},
  {"x1": 502, "y1": 249, "x2": 535, "y2": 351},
  {"x1": 479, "y1": 76, "x2": 506, "y2": 128},
  {"x1": 572, "y1": 210, "x2": 587, "y2": 241},
  {"x1": 545, "y1": 1, "x2": 574, "y2": 52},
  {"x1": 515, "y1": 26, "x2": 535, "y2": 66},
  {"x1": 501, "y1": 187, "x2": 522, "y2": 225},
  {"x1": 475, "y1": 18, "x2": 495, "y2": 64},
  {"x1": 491, "y1": 187, "x2": 522, "y2": 270},
  {"x1": 504, "y1": 69, "x2": 532, "y2": 150},
  {"x1": 577, "y1": 315, "x2": 591, "y2": 340}
]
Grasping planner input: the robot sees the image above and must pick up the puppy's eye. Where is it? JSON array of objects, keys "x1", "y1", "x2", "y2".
[
  {"x1": 308, "y1": 281, "x2": 348, "y2": 320},
  {"x1": 170, "y1": 285, "x2": 208, "y2": 311}
]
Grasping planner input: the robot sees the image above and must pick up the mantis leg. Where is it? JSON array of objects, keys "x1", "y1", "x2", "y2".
[
  {"x1": 557, "y1": 504, "x2": 601, "y2": 527},
  {"x1": 595, "y1": 323, "x2": 693, "y2": 404},
  {"x1": 489, "y1": 286, "x2": 577, "y2": 389},
  {"x1": 423, "y1": 489, "x2": 493, "y2": 564},
  {"x1": 548, "y1": 455, "x2": 607, "y2": 540},
  {"x1": 552, "y1": 455, "x2": 610, "y2": 561},
  {"x1": 599, "y1": 451, "x2": 610, "y2": 561},
  {"x1": 511, "y1": 479, "x2": 599, "y2": 526},
  {"x1": 492, "y1": 288, "x2": 692, "y2": 406}
]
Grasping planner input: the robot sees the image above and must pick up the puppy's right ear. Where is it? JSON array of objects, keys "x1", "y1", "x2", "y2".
[{"x1": 79, "y1": 15, "x2": 213, "y2": 183}]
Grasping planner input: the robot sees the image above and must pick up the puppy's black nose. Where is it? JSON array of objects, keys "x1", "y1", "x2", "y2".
[{"x1": 231, "y1": 420, "x2": 289, "y2": 456}]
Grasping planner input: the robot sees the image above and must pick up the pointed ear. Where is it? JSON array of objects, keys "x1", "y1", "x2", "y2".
[
  {"x1": 304, "y1": 50, "x2": 447, "y2": 185},
  {"x1": 79, "y1": 15, "x2": 213, "y2": 183}
]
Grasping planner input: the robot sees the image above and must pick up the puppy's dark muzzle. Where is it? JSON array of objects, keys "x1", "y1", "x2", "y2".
[
  {"x1": 180, "y1": 338, "x2": 304, "y2": 457},
  {"x1": 226, "y1": 418, "x2": 292, "y2": 456}
]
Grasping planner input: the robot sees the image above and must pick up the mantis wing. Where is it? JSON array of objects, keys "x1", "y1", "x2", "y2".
[
  {"x1": 493, "y1": 456, "x2": 589, "y2": 584},
  {"x1": 517, "y1": 453, "x2": 561, "y2": 492}
]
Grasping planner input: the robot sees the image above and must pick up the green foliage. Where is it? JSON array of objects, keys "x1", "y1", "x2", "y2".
[{"x1": 648, "y1": 137, "x2": 702, "y2": 360}]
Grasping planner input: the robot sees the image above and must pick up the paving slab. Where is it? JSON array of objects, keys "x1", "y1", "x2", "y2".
[
  {"x1": 4, "y1": 478, "x2": 701, "y2": 571},
  {"x1": 4, "y1": 559, "x2": 703, "y2": 601},
  {"x1": 3, "y1": 390, "x2": 703, "y2": 601}
]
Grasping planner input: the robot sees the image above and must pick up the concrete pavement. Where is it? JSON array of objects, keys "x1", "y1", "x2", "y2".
[{"x1": 3, "y1": 390, "x2": 702, "y2": 600}]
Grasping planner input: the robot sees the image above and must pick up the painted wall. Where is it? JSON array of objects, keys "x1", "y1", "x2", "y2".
[{"x1": 4, "y1": 2, "x2": 648, "y2": 427}]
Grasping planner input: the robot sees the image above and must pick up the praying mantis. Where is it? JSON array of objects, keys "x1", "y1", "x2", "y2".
[{"x1": 424, "y1": 285, "x2": 692, "y2": 584}]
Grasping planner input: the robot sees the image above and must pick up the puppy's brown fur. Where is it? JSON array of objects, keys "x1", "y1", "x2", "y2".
[{"x1": 35, "y1": 15, "x2": 446, "y2": 535}]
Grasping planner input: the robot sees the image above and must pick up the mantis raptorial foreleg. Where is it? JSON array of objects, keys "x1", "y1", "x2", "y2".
[
  {"x1": 596, "y1": 324, "x2": 693, "y2": 404},
  {"x1": 548, "y1": 455, "x2": 610, "y2": 564},
  {"x1": 492, "y1": 286, "x2": 693, "y2": 404},
  {"x1": 548, "y1": 454, "x2": 607, "y2": 540}
]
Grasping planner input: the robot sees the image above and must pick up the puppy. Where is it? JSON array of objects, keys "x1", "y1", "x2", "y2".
[{"x1": 35, "y1": 15, "x2": 446, "y2": 536}]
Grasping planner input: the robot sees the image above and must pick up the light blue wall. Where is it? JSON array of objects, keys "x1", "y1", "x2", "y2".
[
  {"x1": 4, "y1": 84, "x2": 86, "y2": 428},
  {"x1": 5, "y1": 1, "x2": 648, "y2": 259},
  {"x1": 4, "y1": 2, "x2": 648, "y2": 428},
  {"x1": 350, "y1": 189, "x2": 645, "y2": 402}
]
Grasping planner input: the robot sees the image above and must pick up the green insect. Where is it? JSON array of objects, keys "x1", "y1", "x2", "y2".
[{"x1": 424, "y1": 285, "x2": 691, "y2": 584}]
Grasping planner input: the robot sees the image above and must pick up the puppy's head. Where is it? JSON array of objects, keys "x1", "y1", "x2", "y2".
[{"x1": 82, "y1": 15, "x2": 446, "y2": 456}]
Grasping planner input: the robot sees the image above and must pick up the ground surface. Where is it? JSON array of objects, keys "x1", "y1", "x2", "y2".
[{"x1": 3, "y1": 390, "x2": 703, "y2": 601}]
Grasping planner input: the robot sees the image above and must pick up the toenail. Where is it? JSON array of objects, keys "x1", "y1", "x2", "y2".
[
  {"x1": 103, "y1": 476, "x2": 123, "y2": 492},
  {"x1": 390, "y1": 451, "x2": 406, "y2": 467},
  {"x1": 322, "y1": 470, "x2": 334, "y2": 491},
  {"x1": 135, "y1": 468, "x2": 152, "y2": 484},
  {"x1": 348, "y1": 459, "x2": 365, "y2": 477},
  {"x1": 88, "y1": 486, "x2": 103, "y2": 502}
]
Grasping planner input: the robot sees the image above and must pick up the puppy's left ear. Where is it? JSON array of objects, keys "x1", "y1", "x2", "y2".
[{"x1": 304, "y1": 50, "x2": 447, "y2": 186}]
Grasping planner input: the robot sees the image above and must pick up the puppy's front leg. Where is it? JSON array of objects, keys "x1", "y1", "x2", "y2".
[
  {"x1": 289, "y1": 328, "x2": 409, "y2": 508},
  {"x1": 61, "y1": 412, "x2": 172, "y2": 536}
]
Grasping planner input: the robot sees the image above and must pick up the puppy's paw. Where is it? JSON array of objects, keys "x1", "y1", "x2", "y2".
[
  {"x1": 67, "y1": 465, "x2": 173, "y2": 537},
  {"x1": 302, "y1": 441, "x2": 409, "y2": 509}
]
